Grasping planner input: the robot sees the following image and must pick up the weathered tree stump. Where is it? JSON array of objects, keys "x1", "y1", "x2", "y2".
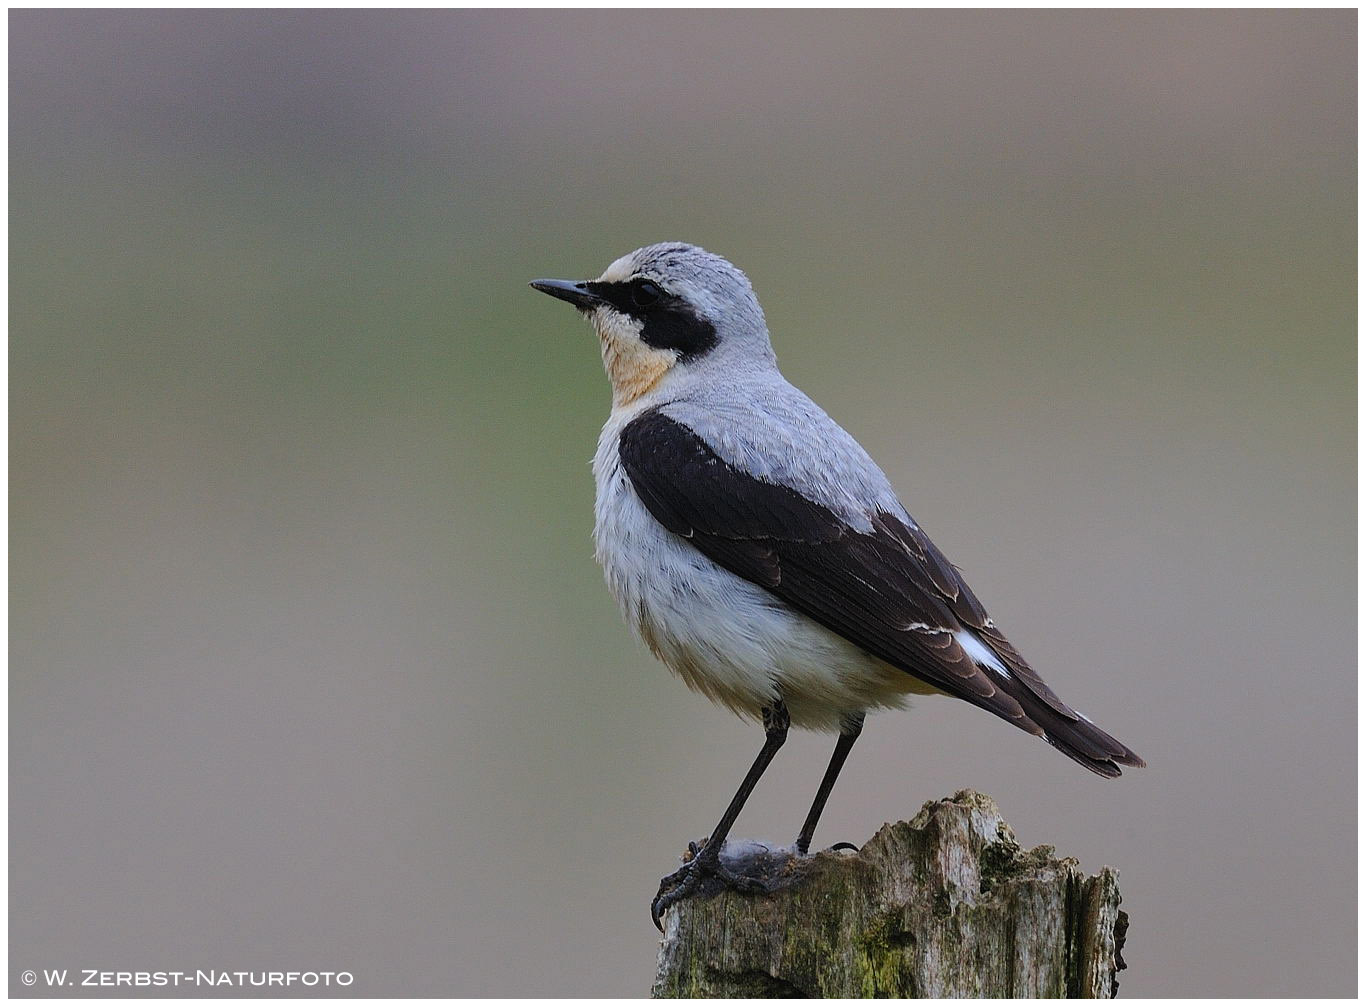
[{"x1": 651, "y1": 790, "x2": 1127, "y2": 998}]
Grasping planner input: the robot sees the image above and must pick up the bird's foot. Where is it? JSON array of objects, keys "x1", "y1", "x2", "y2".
[
  {"x1": 654, "y1": 839, "x2": 705, "y2": 892},
  {"x1": 650, "y1": 840, "x2": 783, "y2": 931}
]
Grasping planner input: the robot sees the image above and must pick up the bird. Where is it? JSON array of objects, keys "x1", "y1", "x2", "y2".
[{"x1": 529, "y1": 242, "x2": 1143, "y2": 930}]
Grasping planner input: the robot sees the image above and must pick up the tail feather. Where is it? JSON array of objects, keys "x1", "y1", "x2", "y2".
[
  {"x1": 963, "y1": 625, "x2": 1145, "y2": 778},
  {"x1": 967, "y1": 657, "x2": 1145, "y2": 778},
  {"x1": 1025, "y1": 690, "x2": 1145, "y2": 778}
]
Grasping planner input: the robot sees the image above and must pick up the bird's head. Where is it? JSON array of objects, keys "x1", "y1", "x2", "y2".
[{"x1": 531, "y1": 242, "x2": 774, "y2": 408}]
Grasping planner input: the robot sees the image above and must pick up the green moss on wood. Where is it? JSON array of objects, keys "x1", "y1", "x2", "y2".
[{"x1": 651, "y1": 791, "x2": 1127, "y2": 998}]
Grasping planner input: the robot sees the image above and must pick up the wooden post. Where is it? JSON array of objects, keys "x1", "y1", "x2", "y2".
[{"x1": 651, "y1": 790, "x2": 1128, "y2": 998}]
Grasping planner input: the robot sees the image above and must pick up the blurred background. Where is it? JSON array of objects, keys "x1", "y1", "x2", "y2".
[{"x1": 10, "y1": 10, "x2": 1355, "y2": 998}]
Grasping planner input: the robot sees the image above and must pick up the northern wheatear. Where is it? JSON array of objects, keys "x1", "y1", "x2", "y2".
[{"x1": 531, "y1": 243, "x2": 1143, "y2": 929}]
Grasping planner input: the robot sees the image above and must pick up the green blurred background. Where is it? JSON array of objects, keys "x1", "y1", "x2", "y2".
[{"x1": 10, "y1": 10, "x2": 1355, "y2": 997}]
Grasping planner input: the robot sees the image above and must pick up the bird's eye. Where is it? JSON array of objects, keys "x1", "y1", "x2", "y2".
[{"x1": 632, "y1": 280, "x2": 664, "y2": 308}]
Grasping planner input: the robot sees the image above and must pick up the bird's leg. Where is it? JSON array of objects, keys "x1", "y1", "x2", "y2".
[
  {"x1": 651, "y1": 701, "x2": 790, "y2": 930},
  {"x1": 795, "y1": 713, "x2": 864, "y2": 856}
]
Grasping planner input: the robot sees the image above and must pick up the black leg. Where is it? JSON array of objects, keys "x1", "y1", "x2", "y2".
[
  {"x1": 651, "y1": 702, "x2": 790, "y2": 930},
  {"x1": 795, "y1": 713, "x2": 864, "y2": 856}
]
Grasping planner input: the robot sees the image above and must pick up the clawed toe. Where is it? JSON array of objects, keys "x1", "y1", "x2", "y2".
[
  {"x1": 652, "y1": 840, "x2": 708, "y2": 930},
  {"x1": 647, "y1": 874, "x2": 693, "y2": 929},
  {"x1": 654, "y1": 841, "x2": 702, "y2": 893},
  {"x1": 651, "y1": 842, "x2": 781, "y2": 931}
]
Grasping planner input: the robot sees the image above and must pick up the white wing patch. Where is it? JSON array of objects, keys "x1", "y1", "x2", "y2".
[{"x1": 954, "y1": 629, "x2": 1011, "y2": 679}]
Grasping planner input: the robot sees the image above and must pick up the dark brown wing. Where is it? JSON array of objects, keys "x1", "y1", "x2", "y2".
[{"x1": 618, "y1": 408, "x2": 1143, "y2": 777}]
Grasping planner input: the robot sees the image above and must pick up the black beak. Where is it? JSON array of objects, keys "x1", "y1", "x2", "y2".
[{"x1": 529, "y1": 278, "x2": 603, "y2": 311}]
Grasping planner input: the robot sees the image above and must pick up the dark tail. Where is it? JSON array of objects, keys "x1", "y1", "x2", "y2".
[{"x1": 1021, "y1": 688, "x2": 1146, "y2": 778}]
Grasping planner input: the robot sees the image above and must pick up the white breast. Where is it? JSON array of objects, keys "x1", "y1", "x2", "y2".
[{"x1": 591, "y1": 406, "x2": 933, "y2": 733}]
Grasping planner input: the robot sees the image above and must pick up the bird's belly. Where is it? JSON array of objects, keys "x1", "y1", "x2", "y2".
[{"x1": 593, "y1": 467, "x2": 931, "y2": 732}]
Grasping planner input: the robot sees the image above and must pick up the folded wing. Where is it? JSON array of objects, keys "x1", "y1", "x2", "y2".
[{"x1": 618, "y1": 408, "x2": 1144, "y2": 777}]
